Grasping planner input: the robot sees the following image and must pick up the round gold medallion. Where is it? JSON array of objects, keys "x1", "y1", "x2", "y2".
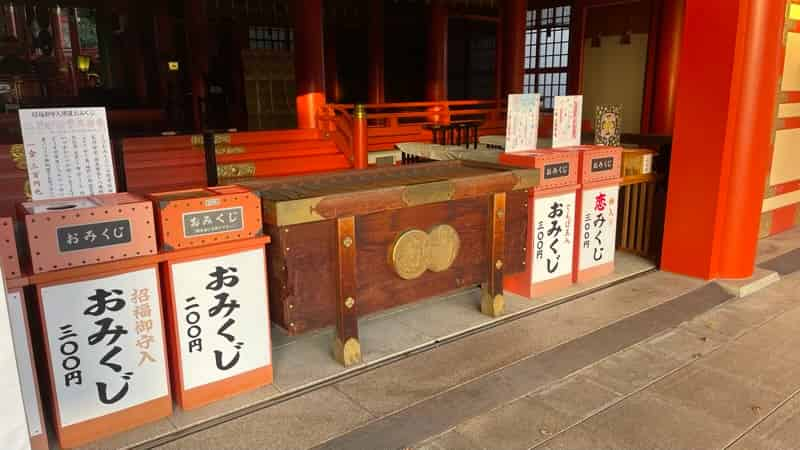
[
  {"x1": 390, "y1": 229, "x2": 430, "y2": 280},
  {"x1": 427, "y1": 224, "x2": 460, "y2": 272}
]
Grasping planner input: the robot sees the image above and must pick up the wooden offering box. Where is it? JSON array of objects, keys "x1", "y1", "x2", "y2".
[
  {"x1": 237, "y1": 160, "x2": 538, "y2": 366},
  {"x1": 149, "y1": 185, "x2": 263, "y2": 251},
  {"x1": 19, "y1": 193, "x2": 157, "y2": 274}
]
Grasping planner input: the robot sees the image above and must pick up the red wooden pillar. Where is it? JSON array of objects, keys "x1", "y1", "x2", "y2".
[
  {"x1": 368, "y1": 0, "x2": 385, "y2": 104},
  {"x1": 294, "y1": 0, "x2": 326, "y2": 129},
  {"x1": 660, "y1": 0, "x2": 785, "y2": 280},
  {"x1": 425, "y1": 0, "x2": 448, "y2": 102},
  {"x1": 501, "y1": 0, "x2": 526, "y2": 96},
  {"x1": 353, "y1": 104, "x2": 368, "y2": 169},
  {"x1": 647, "y1": 0, "x2": 685, "y2": 134}
]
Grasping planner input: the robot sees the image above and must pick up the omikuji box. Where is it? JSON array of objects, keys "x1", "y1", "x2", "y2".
[
  {"x1": 500, "y1": 149, "x2": 580, "y2": 298},
  {"x1": 149, "y1": 185, "x2": 263, "y2": 251},
  {"x1": 19, "y1": 193, "x2": 157, "y2": 273},
  {"x1": 161, "y1": 238, "x2": 273, "y2": 410},
  {"x1": 36, "y1": 264, "x2": 172, "y2": 448},
  {"x1": 0, "y1": 216, "x2": 21, "y2": 278},
  {"x1": 6, "y1": 288, "x2": 48, "y2": 450},
  {"x1": 553, "y1": 146, "x2": 623, "y2": 283}
]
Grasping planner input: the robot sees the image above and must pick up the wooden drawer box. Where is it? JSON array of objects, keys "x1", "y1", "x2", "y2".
[
  {"x1": 149, "y1": 185, "x2": 263, "y2": 251},
  {"x1": 19, "y1": 193, "x2": 157, "y2": 273}
]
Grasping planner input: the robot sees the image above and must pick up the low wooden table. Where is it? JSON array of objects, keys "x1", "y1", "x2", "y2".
[{"x1": 236, "y1": 161, "x2": 539, "y2": 366}]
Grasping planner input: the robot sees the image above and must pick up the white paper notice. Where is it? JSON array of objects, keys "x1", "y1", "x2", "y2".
[
  {"x1": 578, "y1": 186, "x2": 619, "y2": 270},
  {"x1": 170, "y1": 248, "x2": 271, "y2": 390},
  {"x1": 40, "y1": 268, "x2": 169, "y2": 427},
  {"x1": 532, "y1": 192, "x2": 576, "y2": 283},
  {"x1": 505, "y1": 93, "x2": 541, "y2": 152},
  {"x1": 552, "y1": 96, "x2": 583, "y2": 148},
  {"x1": 19, "y1": 107, "x2": 116, "y2": 201},
  {"x1": 7, "y1": 290, "x2": 44, "y2": 439},
  {"x1": 0, "y1": 274, "x2": 33, "y2": 450}
]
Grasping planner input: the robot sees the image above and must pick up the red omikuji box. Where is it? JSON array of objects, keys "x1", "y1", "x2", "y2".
[
  {"x1": 552, "y1": 145, "x2": 623, "y2": 283},
  {"x1": 500, "y1": 149, "x2": 580, "y2": 298},
  {"x1": 0, "y1": 216, "x2": 21, "y2": 278},
  {"x1": 19, "y1": 193, "x2": 157, "y2": 273},
  {"x1": 149, "y1": 185, "x2": 263, "y2": 251}
]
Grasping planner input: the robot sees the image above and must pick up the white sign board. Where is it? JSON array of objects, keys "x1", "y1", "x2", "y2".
[
  {"x1": 505, "y1": 93, "x2": 541, "y2": 153},
  {"x1": 578, "y1": 186, "x2": 619, "y2": 270},
  {"x1": 170, "y1": 248, "x2": 271, "y2": 390},
  {"x1": 7, "y1": 290, "x2": 44, "y2": 439},
  {"x1": 0, "y1": 274, "x2": 33, "y2": 450},
  {"x1": 532, "y1": 191, "x2": 576, "y2": 283},
  {"x1": 552, "y1": 96, "x2": 583, "y2": 148},
  {"x1": 40, "y1": 267, "x2": 169, "y2": 427},
  {"x1": 19, "y1": 107, "x2": 116, "y2": 201}
]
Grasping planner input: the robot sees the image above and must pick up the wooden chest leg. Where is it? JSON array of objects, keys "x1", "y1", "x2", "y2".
[
  {"x1": 332, "y1": 216, "x2": 362, "y2": 366},
  {"x1": 482, "y1": 192, "x2": 506, "y2": 317}
]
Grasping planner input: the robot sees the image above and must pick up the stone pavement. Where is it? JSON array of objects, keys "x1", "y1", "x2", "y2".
[{"x1": 150, "y1": 228, "x2": 800, "y2": 450}]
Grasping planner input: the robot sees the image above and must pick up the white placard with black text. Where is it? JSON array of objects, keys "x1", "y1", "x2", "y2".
[
  {"x1": 505, "y1": 93, "x2": 541, "y2": 152},
  {"x1": 40, "y1": 268, "x2": 168, "y2": 427},
  {"x1": 532, "y1": 192, "x2": 576, "y2": 283},
  {"x1": 19, "y1": 107, "x2": 116, "y2": 200},
  {"x1": 170, "y1": 248, "x2": 271, "y2": 390},
  {"x1": 0, "y1": 273, "x2": 33, "y2": 450},
  {"x1": 7, "y1": 290, "x2": 44, "y2": 439},
  {"x1": 552, "y1": 96, "x2": 583, "y2": 148},
  {"x1": 579, "y1": 186, "x2": 619, "y2": 270}
]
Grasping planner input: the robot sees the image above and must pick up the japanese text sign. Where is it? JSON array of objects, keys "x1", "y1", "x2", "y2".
[
  {"x1": 40, "y1": 268, "x2": 168, "y2": 427},
  {"x1": 183, "y1": 207, "x2": 244, "y2": 238},
  {"x1": 532, "y1": 192, "x2": 576, "y2": 282},
  {"x1": 19, "y1": 107, "x2": 116, "y2": 201},
  {"x1": 169, "y1": 248, "x2": 271, "y2": 390},
  {"x1": 578, "y1": 187, "x2": 618, "y2": 270},
  {"x1": 552, "y1": 96, "x2": 583, "y2": 148},
  {"x1": 506, "y1": 93, "x2": 541, "y2": 153}
]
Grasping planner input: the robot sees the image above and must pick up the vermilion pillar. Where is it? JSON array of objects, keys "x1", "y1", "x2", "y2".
[
  {"x1": 294, "y1": 0, "x2": 326, "y2": 129},
  {"x1": 660, "y1": 0, "x2": 784, "y2": 280},
  {"x1": 425, "y1": 0, "x2": 447, "y2": 101},
  {"x1": 648, "y1": 0, "x2": 685, "y2": 134},
  {"x1": 368, "y1": 0, "x2": 385, "y2": 104},
  {"x1": 501, "y1": 0, "x2": 526, "y2": 96}
]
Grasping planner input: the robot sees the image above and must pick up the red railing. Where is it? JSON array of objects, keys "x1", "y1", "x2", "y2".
[{"x1": 318, "y1": 100, "x2": 509, "y2": 160}]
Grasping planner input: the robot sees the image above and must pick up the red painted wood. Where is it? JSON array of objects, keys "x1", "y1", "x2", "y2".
[
  {"x1": 661, "y1": 0, "x2": 785, "y2": 279},
  {"x1": 650, "y1": 0, "x2": 685, "y2": 134},
  {"x1": 425, "y1": 0, "x2": 448, "y2": 101},
  {"x1": 294, "y1": 0, "x2": 326, "y2": 129},
  {"x1": 501, "y1": 0, "x2": 526, "y2": 96}
]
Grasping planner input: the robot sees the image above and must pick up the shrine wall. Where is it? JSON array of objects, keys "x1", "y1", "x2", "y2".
[{"x1": 760, "y1": 0, "x2": 800, "y2": 237}]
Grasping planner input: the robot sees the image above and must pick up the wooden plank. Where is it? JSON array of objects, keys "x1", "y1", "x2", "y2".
[
  {"x1": 482, "y1": 192, "x2": 506, "y2": 317},
  {"x1": 333, "y1": 216, "x2": 361, "y2": 367},
  {"x1": 636, "y1": 183, "x2": 649, "y2": 253},
  {"x1": 620, "y1": 185, "x2": 632, "y2": 250},
  {"x1": 643, "y1": 181, "x2": 656, "y2": 257},
  {"x1": 629, "y1": 184, "x2": 641, "y2": 250}
]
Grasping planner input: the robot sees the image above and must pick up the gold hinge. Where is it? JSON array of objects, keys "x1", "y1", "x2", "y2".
[{"x1": 217, "y1": 162, "x2": 256, "y2": 179}]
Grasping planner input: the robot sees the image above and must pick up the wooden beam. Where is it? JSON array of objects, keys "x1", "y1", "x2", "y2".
[{"x1": 332, "y1": 215, "x2": 361, "y2": 366}]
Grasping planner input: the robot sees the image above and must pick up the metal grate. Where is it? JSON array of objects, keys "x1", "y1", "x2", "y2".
[{"x1": 248, "y1": 26, "x2": 293, "y2": 51}]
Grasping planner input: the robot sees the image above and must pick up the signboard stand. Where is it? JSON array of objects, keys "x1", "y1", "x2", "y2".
[
  {"x1": 33, "y1": 260, "x2": 172, "y2": 449},
  {"x1": 500, "y1": 149, "x2": 581, "y2": 298},
  {"x1": 161, "y1": 238, "x2": 272, "y2": 410}
]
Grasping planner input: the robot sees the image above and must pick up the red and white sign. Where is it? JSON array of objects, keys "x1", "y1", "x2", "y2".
[
  {"x1": 578, "y1": 186, "x2": 619, "y2": 270},
  {"x1": 532, "y1": 192, "x2": 576, "y2": 283},
  {"x1": 169, "y1": 248, "x2": 271, "y2": 391},
  {"x1": 552, "y1": 96, "x2": 583, "y2": 148},
  {"x1": 505, "y1": 93, "x2": 541, "y2": 152},
  {"x1": 40, "y1": 268, "x2": 169, "y2": 427}
]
